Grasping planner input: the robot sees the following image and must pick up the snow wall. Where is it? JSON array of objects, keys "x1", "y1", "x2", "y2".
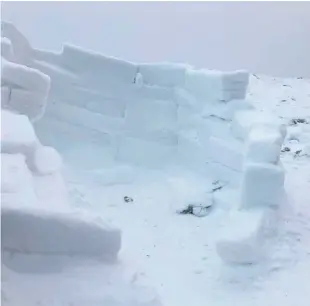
[
  {"x1": 1, "y1": 22, "x2": 288, "y2": 264},
  {"x1": 30, "y1": 44, "x2": 252, "y2": 184}
]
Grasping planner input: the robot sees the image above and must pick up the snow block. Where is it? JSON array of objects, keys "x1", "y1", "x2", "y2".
[
  {"x1": 1, "y1": 206, "x2": 122, "y2": 260},
  {"x1": 86, "y1": 96, "x2": 126, "y2": 118},
  {"x1": 216, "y1": 209, "x2": 269, "y2": 264},
  {"x1": 9, "y1": 88, "x2": 49, "y2": 121},
  {"x1": 132, "y1": 83, "x2": 176, "y2": 102},
  {"x1": 1, "y1": 85, "x2": 10, "y2": 106},
  {"x1": 202, "y1": 99, "x2": 254, "y2": 123},
  {"x1": 205, "y1": 136, "x2": 243, "y2": 172},
  {"x1": 185, "y1": 69, "x2": 249, "y2": 102},
  {"x1": 116, "y1": 136, "x2": 176, "y2": 168},
  {"x1": 125, "y1": 98, "x2": 177, "y2": 133},
  {"x1": 139, "y1": 62, "x2": 188, "y2": 87},
  {"x1": 240, "y1": 162, "x2": 285, "y2": 209},
  {"x1": 29, "y1": 146, "x2": 63, "y2": 175},
  {"x1": 1, "y1": 21, "x2": 33, "y2": 64},
  {"x1": 1, "y1": 154, "x2": 35, "y2": 196},
  {"x1": 177, "y1": 131, "x2": 209, "y2": 173},
  {"x1": 231, "y1": 110, "x2": 286, "y2": 141},
  {"x1": 61, "y1": 44, "x2": 137, "y2": 83},
  {"x1": 1, "y1": 37, "x2": 13, "y2": 60},
  {"x1": 48, "y1": 102, "x2": 125, "y2": 135},
  {"x1": 32, "y1": 48, "x2": 62, "y2": 65},
  {"x1": 1, "y1": 110, "x2": 39, "y2": 155},
  {"x1": 1, "y1": 57, "x2": 50, "y2": 93},
  {"x1": 245, "y1": 126, "x2": 284, "y2": 164}
]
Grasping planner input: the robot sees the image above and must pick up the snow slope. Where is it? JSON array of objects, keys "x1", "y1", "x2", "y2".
[{"x1": 2, "y1": 23, "x2": 310, "y2": 306}]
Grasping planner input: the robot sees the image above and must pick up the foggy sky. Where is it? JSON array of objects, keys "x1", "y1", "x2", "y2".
[{"x1": 2, "y1": 1, "x2": 310, "y2": 78}]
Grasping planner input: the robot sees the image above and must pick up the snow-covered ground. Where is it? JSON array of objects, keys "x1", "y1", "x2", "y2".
[{"x1": 2, "y1": 23, "x2": 310, "y2": 306}]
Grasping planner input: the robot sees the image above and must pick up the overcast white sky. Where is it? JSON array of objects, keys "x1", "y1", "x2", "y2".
[{"x1": 2, "y1": 1, "x2": 310, "y2": 78}]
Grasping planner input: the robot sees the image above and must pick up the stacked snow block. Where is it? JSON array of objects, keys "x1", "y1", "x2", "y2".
[
  {"x1": 185, "y1": 69, "x2": 249, "y2": 106},
  {"x1": 61, "y1": 44, "x2": 138, "y2": 86},
  {"x1": 231, "y1": 110, "x2": 286, "y2": 141},
  {"x1": 1, "y1": 56, "x2": 51, "y2": 122},
  {"x1": 1, "y1": 21, "x2": 33, "y2": 65},
  {"x1": 1, "y1": 109, "x2": 122, "y2": 260},
  {"x1": 1, "y1": 37, "x2": 14, "y2": 61},
  {"x1": 216, "y1": 112, "x2": 287, "y2": 264},
  {"x1": 138, "y1": 62, "x2": 188, "y2": 88},
  {"x1": 1, "y1": 206, "x2": 121, "y2": 260},
  {"x1": 1, "y1": 110, "x2": 63, "y2": 176}
]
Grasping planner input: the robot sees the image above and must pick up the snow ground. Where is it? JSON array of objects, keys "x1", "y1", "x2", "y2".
[{"x1": 7, "y1": 75, "x2": 307, "y2": 306}]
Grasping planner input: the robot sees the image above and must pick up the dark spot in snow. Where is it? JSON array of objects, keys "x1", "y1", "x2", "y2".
[
  {"x1": 124, "y1": 196, "x2": 133, "y2": 203},
  {"x1": 290, "y1": 118, "x2": 308, "y2": 125},
  {"x1": 283, "y1": 84, "x2": 292, "y2": 88},
  {"x1": 177, "y1": 204, "x2": 212, "y2": 217},
  {"x1": 297, "y1": 77, "x2": 303, "y2": 79},
  {"x1": 294, "y1": 150, "x2": 302, "y2": 157},
  {"x1": 281, "y1": 147, "x2": 291, "y2": 153},
  {"x1": 212, "y1": 186, "x2": 223, "y2": 192},
  {"x1": 291, "y1": 97, "x2": 296, "y2": 101},
  {"x1": 281, "y1": 99, "x2": 287, "y2": 102}
]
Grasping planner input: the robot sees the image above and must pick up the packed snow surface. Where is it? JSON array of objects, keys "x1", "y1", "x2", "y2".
[{"x1": 1, "y1": 24, "x2": 310, "y2": 306}]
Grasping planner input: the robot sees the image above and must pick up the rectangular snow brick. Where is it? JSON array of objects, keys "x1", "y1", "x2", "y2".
[
  {"x1": 9, "y1": 88, "x2": 48, "y2": 121},
  {"x1": 1, "y1": 57, "x2": 51, "y2": 93},
  {"x1": 1, "y1": 110, "x2": 39, "y2": 155},
  {"x1": 216, "y1": 208, "x2": 272, "y2": 264},
  {"x1": 139, "y1": 62, "x2": 188, "y2": 87},
  {"x1": 240, "y1": 162, "x2": 285, "y2": 209},
  {"x1": 1, "y1": 206, "x2": 121, "y2": 260},
  {"x1": 116, "y1": 136, "x2": 176, "y2": 168},
  {"x1": 48, "y1": 102, "x2": 125, "y2": 135},
  {"x1": 125, "y1": 98, "x2": 177, "y2": 132},
  {"x1": 177, "y1": 132, "x2": 209, "y2": 173},
  {"x1": 1, "y1": 86, "x2": 10, "y2": 106},
  {"x1": 206, "y1": 136, "x2": 244, "y2": 172},
  {"x1": 231, "y1": 110, "x2": 286, "y2": 141},
  {"x1": 1, "y1": 154, "x2": 35, "y2": 196},
  {"x1": 1, "y1": 37, "x2": 13, "y2": 60},
  {"x1": 61, "y1": 44, "x2": 137, "y2": 84},
  {"x1": 86, "y1": 97, "x2": 126, "y2": 118},
  {"x1": 185, "y1": 69, "x2": 249, "y2": 102},
  {"x1": 33, "y1": 48, "x2": 62, "y2": 65},
  {"x1": 245, "y1": 126, "x2": 283, "y2": 164}
]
